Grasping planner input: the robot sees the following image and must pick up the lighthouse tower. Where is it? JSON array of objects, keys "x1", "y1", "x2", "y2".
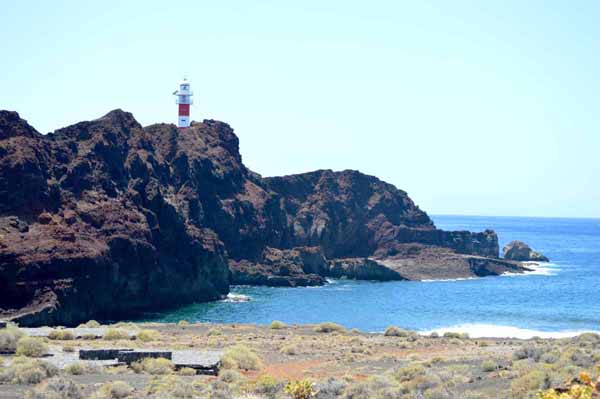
[{"x1": 173, "y1": 78, "x2": 193, "y2": 128}]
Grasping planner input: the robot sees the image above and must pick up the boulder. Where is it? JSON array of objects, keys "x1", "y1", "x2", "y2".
[{"x1": 503, "y1": 241, "x2": 549, "y2": 262}]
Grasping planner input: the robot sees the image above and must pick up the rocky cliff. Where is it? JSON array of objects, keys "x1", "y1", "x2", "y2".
[{"x1": 0, "y1": 110, "x2": 525, "y2": 326}]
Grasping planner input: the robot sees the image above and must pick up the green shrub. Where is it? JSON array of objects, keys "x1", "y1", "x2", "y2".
[
  {"x1": 16, "y1": 337, "x2": 48, "y2": 357},
  {"x1": 136, "y1": 329, "x2": 160, "y2": 342},
  {"x1": 103, "y1": 329, "x2": 129, "y2": 341},
  {"x1": 384, "y1": 326, "x2": 411, "y2": 337},
  {"x1": 48, "y1": 329, "x2": 75, "y2": 340},
  {"x1": 270, "y1": 320, "x2": 287, "y2": 330},
  {"x1": 510, "y1": 369, "x2": 550, "y2": 398},
  {"x1": 481, "y1": 360, "x2": 498, "y2": 372},
  {"x1": 177, "y1": 320, "x2": 190, "y2": 327},
  {"x1": 314, "y1": 322, "x2": 345, "y2": 333},
  {"x1": 221, "y1": 344, "x2": 262, "y2": 370}
]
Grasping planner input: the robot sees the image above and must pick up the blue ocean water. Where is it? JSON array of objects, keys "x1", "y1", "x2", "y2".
[{"x1": 148, "y1": 216, "x2": 600, "y2": 338}]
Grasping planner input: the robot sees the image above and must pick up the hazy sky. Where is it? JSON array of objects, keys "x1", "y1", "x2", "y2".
[{"x1": 1, "y1": 1, "x2": 599, "y2": 218}]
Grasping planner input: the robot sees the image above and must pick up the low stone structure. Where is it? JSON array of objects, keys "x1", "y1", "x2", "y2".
[
  {"x1": 79, "y1": 349, "x2": 133, "y2": 361},
  {"x1": 117, "y1": 350, "x2": 172, "y2": 364},
  {"x1": 77, "y1": 348, "x2": 221, "y2": 375},
  {"x1": 0, "y1": 321, "x2": 6, "y2": 329}
]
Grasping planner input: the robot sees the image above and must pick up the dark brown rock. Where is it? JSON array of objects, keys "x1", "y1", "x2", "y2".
[{"x1": 0, "y1": 109, "x2": 528, "y2": 326}]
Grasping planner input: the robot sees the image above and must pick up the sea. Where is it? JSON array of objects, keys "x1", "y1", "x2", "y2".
[{"x1": 146, "y1": 216, "x2": 600, "y2": 339}]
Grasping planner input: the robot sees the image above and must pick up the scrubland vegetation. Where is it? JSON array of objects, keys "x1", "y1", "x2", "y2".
[{"x1": 0, "y1": 321, "x2": 598, "y2": 398}]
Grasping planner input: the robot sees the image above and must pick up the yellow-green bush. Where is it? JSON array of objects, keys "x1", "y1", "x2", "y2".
[
  {"x1": 481, "y1": 359, "x2": 498, "y2": 372},
  {"x1": 143, "y1": 375, "x2": 196, "y2": 397},
  {"x1": 221, "y1": 344, "x2": 262, "y2": 370},
  {"x1": 24, "y1": 377, "x2": 84, "y2": 399},
  {"x1": 0, "y1": 325, "x2": 25, "y2": 353},
  {"x1": 0, "y1": 357, "x2": 58, "y2": 384},
  {"x1": 136, "y1": 329, "x2": 160, "y2": 342},
  {"x1": 314, "y1": 322, "x2": 345, "y2": 333},
  {"x1": 270, "y1": 320, "x2": 287, "y2": 329},
  {"x1": 103, "y1": 328, "x2": 129, "y2": 341},
  {"x1": 48, "y1": 329, "x2": 75, "y2": 340},
  {"x1": 384, "y1": 326, "x2": 411, "y2": 337},
  {"x1": 285, "y1": 379, "x2": 316, "y2": 399},
  {"x1": 91, "y1": 380, "x2": 134, "y2": 399},
  {"x1": 254, "y1": 374, "x2": 283, "y2": 398},
  {"x1": 16, "y1": 337, "x2": 48, "y2": 357},
  {"x1": 136, "y1": 357, "x2": 174, "y2": 375},
  {"x1": 280, "y1": 343, "x2": 299, "y2": 356},
  {"x1": 78, "y1": 320, "x2": 101, "y2": 328}
]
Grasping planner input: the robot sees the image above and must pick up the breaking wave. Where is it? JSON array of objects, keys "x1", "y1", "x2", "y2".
[{"x1": 420, "y1": 323, "x2": 600, "y2": 339}]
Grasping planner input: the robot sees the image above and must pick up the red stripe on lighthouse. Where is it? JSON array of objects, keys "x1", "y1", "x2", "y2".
[{"x1": 178, "y1": 104, "x2": 190, "y2": 116}]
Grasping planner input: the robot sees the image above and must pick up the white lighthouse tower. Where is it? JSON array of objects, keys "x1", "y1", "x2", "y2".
[{"x1": 173, "y1": 78, "x2": 193, "y2": 128}]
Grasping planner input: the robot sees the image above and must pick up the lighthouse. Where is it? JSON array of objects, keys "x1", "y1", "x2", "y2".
[{"x1": 173, "y1": 78, "x2": 193, "y2": 128}]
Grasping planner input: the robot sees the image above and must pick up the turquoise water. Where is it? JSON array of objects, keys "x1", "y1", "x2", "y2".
[{"x1": 146, "y1": 216, "x2": 600, "y2": 338}]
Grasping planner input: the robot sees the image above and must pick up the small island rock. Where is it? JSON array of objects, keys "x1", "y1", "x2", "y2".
[{"x1": 503, "y1": 241, "x2": 549, "y2": 262}]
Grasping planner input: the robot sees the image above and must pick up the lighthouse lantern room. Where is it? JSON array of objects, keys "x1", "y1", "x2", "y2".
[{"x1": 173, "y1": 78, "x2": 193, "y2": 128}]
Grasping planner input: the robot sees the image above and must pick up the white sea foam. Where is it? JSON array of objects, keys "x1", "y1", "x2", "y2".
[
  {"x1": 222, "y1": 293, "x2": 251, "y2": 302},
  {"x1": 503, "y1": 262, "x2": 559, "y2": 277},
  {"x1": 420, "y1": 323, "x2": 599, "y2": 339},
  {"x1": 421, "y1": 277, "x2": 478, "y2": 283}
]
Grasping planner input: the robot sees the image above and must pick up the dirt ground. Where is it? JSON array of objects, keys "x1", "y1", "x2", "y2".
[{"x1": 1, "y1": 322, "x2": 598, "y2": 398}]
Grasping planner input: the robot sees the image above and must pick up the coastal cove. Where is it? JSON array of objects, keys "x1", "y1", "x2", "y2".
[{"x1": 144, "y1": 215, "x2": 600, "y2": 338}]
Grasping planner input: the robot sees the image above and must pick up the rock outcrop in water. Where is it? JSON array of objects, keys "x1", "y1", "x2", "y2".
[
  {"x1": 503, "y1": 240, "x2": 549, "y2": 262},
  {"x1": 0, "y1": 109, "x2": 528, "y2": 326}
]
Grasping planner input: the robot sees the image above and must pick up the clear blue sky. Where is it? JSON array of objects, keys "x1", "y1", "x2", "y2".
[{"x1": 1, "y1": 1, "x2": 599, "y2": 218}]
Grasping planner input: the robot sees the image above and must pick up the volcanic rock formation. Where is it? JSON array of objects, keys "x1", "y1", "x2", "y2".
[
  {"x1": 0, "y1": 109, "x2": 528, "y2": 326},
  {"x1": 503, "y1": 240, "x2": 549, "y2": 262}
]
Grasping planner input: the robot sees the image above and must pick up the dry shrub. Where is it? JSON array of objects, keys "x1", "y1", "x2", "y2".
[
  {"x1": 384, "y1": 326, "x2": 411, "y2": 337},
  {"x1": 25, "y1": 377, "x2": 84, "y2": 399},
  {"x1": 280, "y1": 343, "x2": 299, "y2": 356},
  {"x1": 136, "y1": 329, "x2": 161, "y2": 342},
  {"x1": 103, "y1": 329, "x2": 129, "y2": 341},
  {"x1": 221, "y1": 344, "x2": 262, "y2": 370},
  {"x1": 48, "y1": 329, "x2": 75, "y2": 340},
  {"x1": 177, "y1": 320, "x2": 190, "y2": 327},
  {"x1": 254, "y1": 374, "x2": 283, "y2": 398},
  {"x1": 143, "y1": 375, "x2": 196, "y2": 397},
  {"x1": 16, "y1": 337, "x2": 48, "y2": 357},
  {"x1": 0, "y1": 357, "x2": 58, "y2": 384},
  {"x1": 270, "y1": 320, "x2": 287, "y2": 330},
  {"x1": 91, "y1": 381, "x2": 134, "y2": 399},
  {"x1": 314, "y1": 322, "x2": 345, "y2": 333},
  {"x1": 65, "y1": 361, "x2": 101, "y2": 376},
  {"x1": 178, "y1": 367, "x2": 197, "y2": 376},
  {"x1": 0, "y1": 325, "x2": 25, "y2": 353},
  {"x1": 77, "y1": 320, "x2": 101, "y2": 328},
  {"x1": 139, "y1": 357, "x2": 174, "y2": 375}
]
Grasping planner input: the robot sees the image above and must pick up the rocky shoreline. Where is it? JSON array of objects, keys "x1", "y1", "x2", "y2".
[{"x1": 0, "y1": 109, "x2": 534, "y2": 326}]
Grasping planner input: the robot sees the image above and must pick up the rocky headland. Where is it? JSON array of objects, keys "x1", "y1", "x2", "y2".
[{"x1": 0, "y1": 110, "x2": 531, "y2": 326}]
